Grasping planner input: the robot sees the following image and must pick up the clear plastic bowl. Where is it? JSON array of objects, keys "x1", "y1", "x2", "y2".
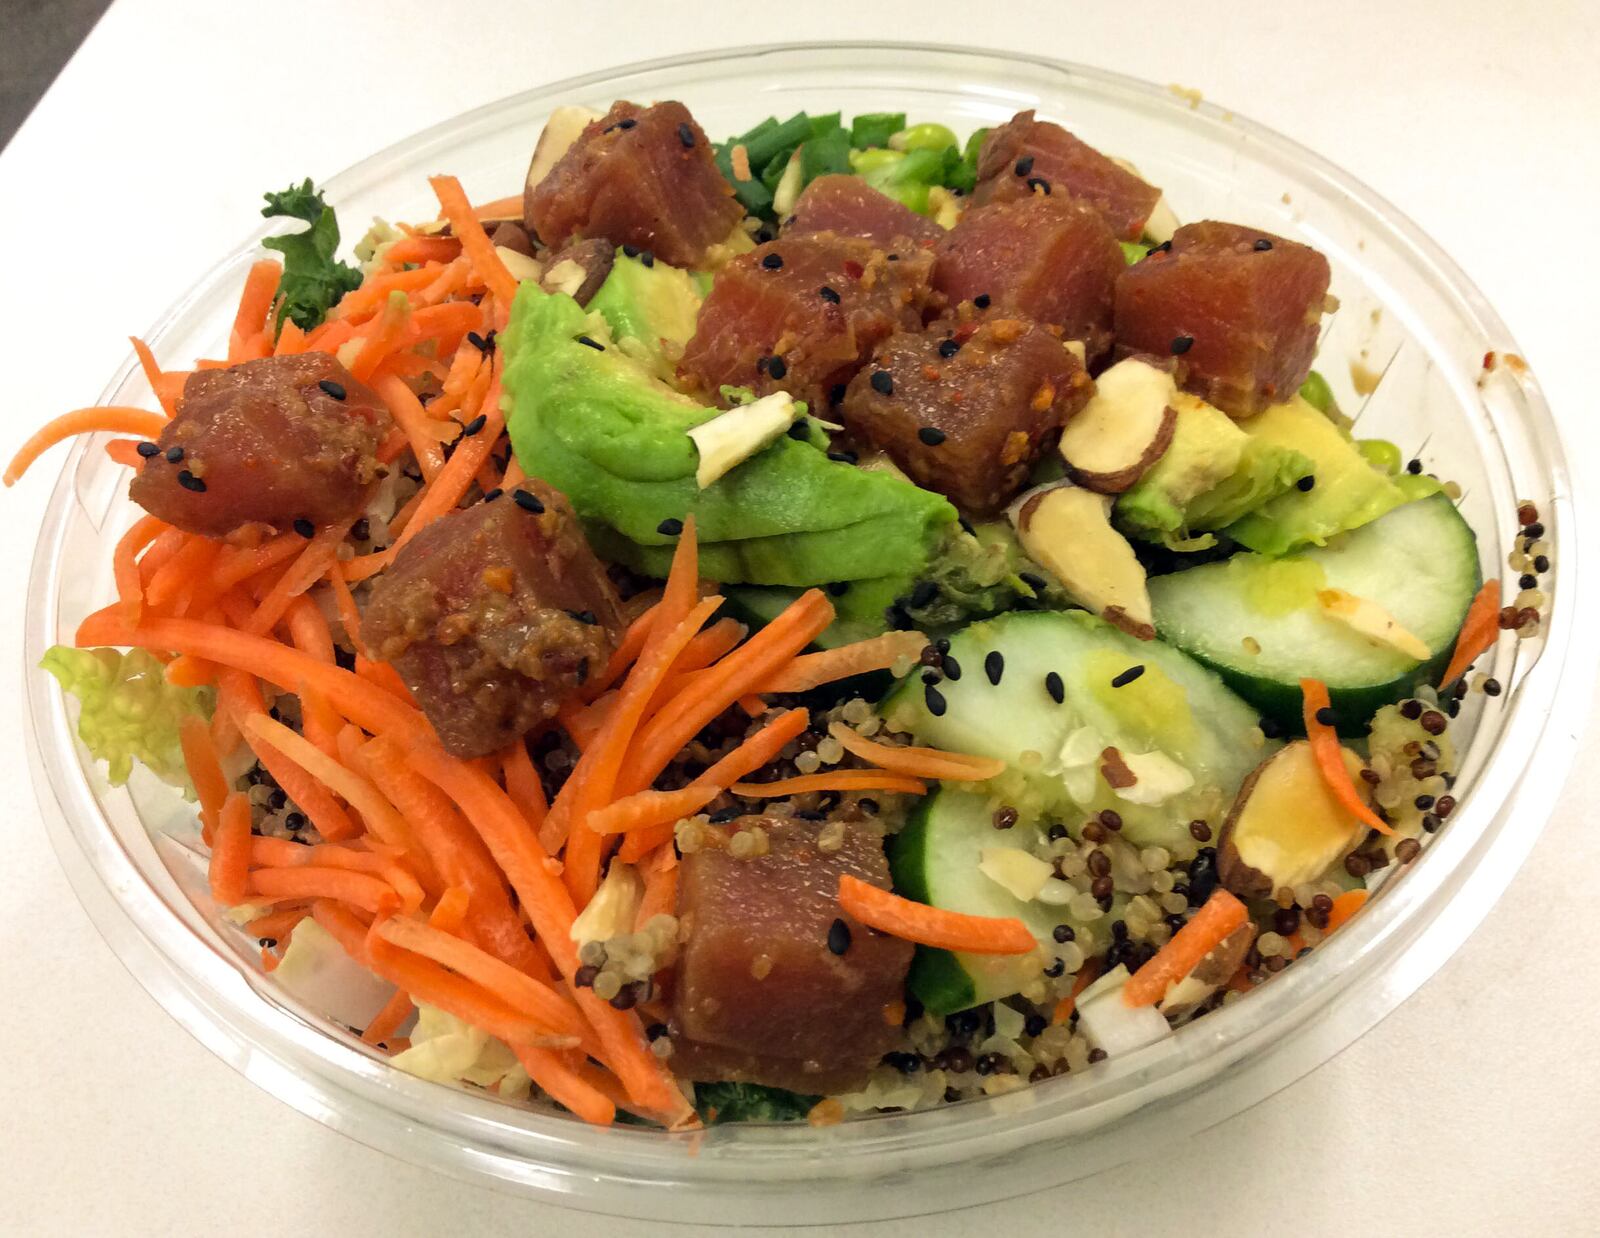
[{"x1": 21, "y1": 43, "x2": 1584, "y2": 1226}]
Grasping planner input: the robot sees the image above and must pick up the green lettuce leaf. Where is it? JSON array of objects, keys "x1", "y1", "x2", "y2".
[
  {"x1": 261, "y1": 179, "x2": 363, "y2": 332},
  {"x1": 694, "y1": 1081, "x2": 818, "y2": 1124},
  {"x1": 42, "y1": 646, "x2": 212, "y2": 792}
]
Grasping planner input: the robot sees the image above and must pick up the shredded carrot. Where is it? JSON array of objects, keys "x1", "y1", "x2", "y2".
[
  {"x1": 826, "y1": 721, "x2": 1006, "y2": 782},
  {"x1": 513, "y1": 1047, "x2": 618, "y2": 1126},
  {"x1": 634, "y1": 847, "x2": 679, "y2": 930},
  {"x1": 230, "y1": 259, "x2": 283, "y2": 358},
  {"x1": 244, "y1": 520, "x2": 351, "y2": 635},
  {"x1": 382, "y1": 235, "x2": 462, "y2": 267},
  {"x1": 208, "y1": 792, "x2": 253, "y2": 906},
  {"x1": 245, "y1": 906, "x2": 309, "y2": 941},
  {"x1": 1052, "y1": 960, "x2": 1101, "y2": 1025},
  {"x1": 348, "y1": 290, "x2": 413, "y2": 382},
  {"x1": 584, "y1": 610, "x2": 654, "y2": 701},
  {"x1": 1326, "y1": 888, "x2": 1369, "y2": 932},
  {"x1": 249, "y1": 866, "x2": 399, "y2": 915},
  {"x1": 310, "y1": 899, "x2": 375, "y2": 963},
  {"x1": 1440, "y1": 580, "x2": 1502, "y2": 688},
  {"x1": 1300, "y1": 679, "x2": 1393, "y2": 836},
  {"x1": 5, "y1": 407, "x2": 170, "y2": 485},
  {"x1": 146, "y1": 536, "x2": 219, "y2": 612},
  {"x1": 104, "y1": 438, "x2": 147, "y2": 468},
  {"x1": 837, "y1": 874, "x2": 1035, "y2": 955},
  {"x1": 586, "y1": 784, "x2": 722, "y2": 836},
  {"x1": 136, "y1": 527, "x2": 187, "y2": 587},
  {"x1": 469, "y1": 194, "x2": 523, "y2": 221},
  {"x1": 759, "y1": 630, "x2": 927, "y2": 695},
  {"x1": 500, "y1": 739, "x2": 549, "y2": 828},
  {"x1": 130, "y1": 336, "x2": 179, "y2": 416},
  {"x1": 273, "y1": 319, "x2": 308, "y2": 356},
  {"x1": 112, "y1": 514, "x2": 166, "y2": 623},
  {"x1": 1123, "y1": 889, "x2": 1248, "y2": 1007},
  {"x1": 362, "y1": 986, "x2": 416, "y2": 1048},
  {"x1": 732, "y1": 771, "x2": 927, "y2": 798},
  {"x1": 326, "y1": 559, "x2": 366, "y2": 655},
  {"x1": 429, "y1": 175, "x2": 520, "y2": 309},
  {"x1": 375, "y1": 373, "x2": 446, "y2": 480},
  {"x1": 179, "y1": 714, "x2": 228, "y2": 841}
]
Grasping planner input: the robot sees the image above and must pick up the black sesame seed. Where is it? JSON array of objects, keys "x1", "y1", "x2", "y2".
[
  {"x1": 315, "y1": 378, "x2": 348, "y2": 402},
  {"x1": 677, "y1": 121, "x2": 696, "y2": 148},
  {"x1": 466, "y1": 330, "x2": 489, "y2": 352},
  {"x1": 1025, "y1": 176, "x2": 1052, "y2": 195},
  {"x1": 165, "y1": 445, "x2": 185, "y2": 464},
  {"x1": 984, "y1": 651, "x2": 1004, "y2": 685},
  {"x1": 818, "y1": 285, "x2": 841, "y2": 304},
  {"x1": 1014, "y1": 156, "x2": 1035, "y2": 177},
  {"x1": 1024, "y1": 1013, "x2": 1048, "y2": 1038},
  {"x1": 1314, "y1": 706, "x2": 1338, "y2": 727},
  {"x1": 1254, "y1": 238, "x2": 1274, "y2": 251},
  {"x1": 136, "y1": 440, "x2": 160, "y2": 458},
  {"x1": 1045, "y1": 671, "x2": 1065, "y2": 704},
  {"x1": 871, "y1": 370, "x2": 894, "y2": 396},
  {"x1": 1052, "y1": 923, "x2": 1076, "y2": 944},
  {"x1": 1407, "y1": 458, "x2": 1424, "y2": 475},
  {"x1": 483, "y1": 488, "x2": 503, "y2": 502},
  {"x1": 568, "y1": 610, "x2": 598, "y2": 626},
  {"x1": 1150, "y1": 240, "x2": 1172, "y2": 254},
  {"x1": 973, "y1": 293, "x2": 991, "y2": 309},
  {"x1": 937, "y1": 337, "x2": 961, "y2": 359},
  {"x1": 177, "y1": 470, "x2": 206, "y2": 492},
  {"x1": 511, "y1": 489, "x2": 545, "y2": 514},
  {"x1": 1110, "y1": 664, "x2": 1145, "y2": 688},
  {"x1": 616, "y1": 118, "x2": 638, "y2": 131},
  {"x1": 761, "y1": 252, "x2": 784, "y2": 270},
  {"x1": 623, "y1": 244, "x2": 640, "y2": 258},
  {"x1": 1170, "y1": 335, "x2": 1194, "y2": 355},
  {"x1": 827, "y1": 918, "x2": 852, "y2": 955},
  {"x1": 461, "y1": 413, "x2": 487, "y2": 437},
  {"x1": 1019, "y1": 571, "x2": 1048, "y2": 593},
  {"x1": 1296, "y1": 474, "x2": 1316, "y2": 492},
  {"x1": 924, "y1": 684, "x2": 947, "y2": 716},
  {"x1": 826, "y1": 580, "x2": 851, "y2": 596},
  {"x1": 292, "y1": 517, "x2": 315, "y2": 538},
  {"x1": 576, "y1": 334, "x2": 604, "y2": 351},
  {"x1": 918, "y1": 425, "x2": 947, "y2": 446},
  {"x1": 1042, "y1": 957, "x2": 1066, "y2": 978},
  {"x1": 827, "y1": 450, "x2": 858, "y2": 465},
  {"x1": 657, "y1": 517, "x2": 684, "y2": 536},
  {"x1": 942, "y1": 654, "x2": 962, "y2": 682},
  {"x1": 1483, "y1": 677, "x2": 1502, "y2": 696}
]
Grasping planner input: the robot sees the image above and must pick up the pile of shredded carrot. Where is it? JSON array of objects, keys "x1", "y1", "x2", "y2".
[{"x1": 5, "y1": 178, "x2": 1014, "y2": 1128}]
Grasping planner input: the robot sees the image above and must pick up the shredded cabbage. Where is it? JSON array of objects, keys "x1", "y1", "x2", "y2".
[
  {"x1": 391, "y1": 1005, "x2": 530, "y2": 1099},
  {"x1": 41, "y1": 645, "x2": 212, "y2": 793}
]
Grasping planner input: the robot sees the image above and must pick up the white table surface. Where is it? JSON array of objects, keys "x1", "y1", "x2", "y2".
[{"x1": 2, "y1": 1, "x2": 1598, "y2": 1233}]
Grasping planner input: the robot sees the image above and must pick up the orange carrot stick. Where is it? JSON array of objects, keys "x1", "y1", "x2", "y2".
[
  {"x1": 837, "y1": 874, "x2": 1034, "y2": 955},
  {"x1": 1439, "y1": 580, "x2": 1502, "y2": 688},
  {"x1": 375, "y1": 373, "x2": 447, "y2": 480},
  {"x1": 230, "y1": 259, "x2": 283, "y2": 356},
  {"x1": 248, "y1": 866, "x2": 399, "y2": 915},
  {"x1": 731, "y1": 771, "x2": 927, "y2": 798},
  {"x1": 759, "y1": 631, "x2": 927, "y2": 695},
  {"x1": 130, "y1": 336, "x2": 179, "y2": 416},
  {"x1": 1326, "y1": 888, "x2": 1369, "y2": 932},
  {"x1": 5, "y1": 407, "x2": 170, "y2": 485},
  {"x1": 1052, "y1": 960, "x2": 1101, "y2": 1025},
  {"x1": 1300, "y1": 679, "x2": 1393, "y2": 836},
  {"x1": 826, "y1": 721, "x2": 1006, "y2": 782},
  {"x1": 180, "y1": 714, "x2": 229, "y2": 842},
  {"x1": 113, "y1": 514, "x2": 166, "y2": 623},
  {"x1": 1123, "y1": 889, "x2": 1248, "y2": 1007},
  {"x1": 429, "y1": 175, "x2": 520, "y2": 309},
  {"x1": 208, "y1": 792, "x2": 253, "y2": 906}
]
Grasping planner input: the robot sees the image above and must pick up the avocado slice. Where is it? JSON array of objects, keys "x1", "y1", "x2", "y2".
[
  {"x1": 586, "y1": 250, "x2": 703, "y2": 381},
  {"x1": 502, "y1": 285, "x2": 957, "y2": 587}
]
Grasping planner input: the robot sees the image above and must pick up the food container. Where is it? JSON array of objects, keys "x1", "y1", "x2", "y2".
[{"x1": 20, "y1": 43, "x2": 1584, "y2": 1226}]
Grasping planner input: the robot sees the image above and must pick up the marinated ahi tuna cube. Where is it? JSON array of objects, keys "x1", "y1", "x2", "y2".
[
  {"x1": 128, "y1": 353, "x2": 390, "y2": 538},
  {"x1": 679, "y1": 231, "x2": 933, "y2": 412},
  {"x1": 672, "y1": 816, "x2": 912, "y2": 1093},
  {"x1": 783, "y1": 174, "x2": 944, "y2": 247},
  {"x1": 972, "y1": 109, "x2": 1161, "y2": 242},
  {"x1": 1114, "y1": 221, "x2": 1331, "y2": 416},
  {"x1": 524, "y1": 100, "x2": 743, "y2": 268},
  {"x1": 362, "y1": 483, "x2": 625, "y2": 759},
  {"x1": 839, "y1": 317, "x2": 1093, "y2": 515},
  {"x1": 932, "y1": 195, "x2": 1123, "y2": 363}
]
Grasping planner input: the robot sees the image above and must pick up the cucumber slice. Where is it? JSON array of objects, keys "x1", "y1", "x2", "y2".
[
  {"x1": 1148, "y1": 493, "x2": 1481, "y2": 735},
  {"x1": 891, "y1": 790, "x2": 1119, "y2": 1014},
  {"x1": 881, "y1": 610, "x2": 1268, "y2": 855}
]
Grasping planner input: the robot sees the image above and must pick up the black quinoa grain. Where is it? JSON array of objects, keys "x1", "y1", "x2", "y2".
[
  {"x1": 924, "y1": 684, "x2": 947, "y2": 716},
  {"x1": 992, "y1": 806, "x2": 1018, "y2": 830},
  {"x1": 1082, "y1": 821, "x2": 1107, "y2": 844},
  {"x1": 639, "y1": 250, "x2": 655, "y2": 268},
  {"x1": 1434, "y1": 794, "x2": 1456, "y2": 819},
  {"x1": 1042, "y1": 957, "x2": 1066, "y2": 978},
  {"x1": 918, "y1": 425, "x2": 947, "y2": 446},
  {"x1": 708, "y1": 806, "x2": 741, "y2": 824},
  {"x1": 1534, "y1": 554, "x2": 1550, "y2": 572},
  {"x1": 1406, "y1": 458, "x2": 1423, "y2": 475},
  {"x1": 787, "y1": 419, "x2": 811, "y2": 440},
  {"x1": 1099, "y1": 809, "x2": 1122, "y2": 832},
  {"x1": 1413, "y1": 793, "x2": 1435, "y2": 811},
  {"x1": 1088, "y1": 1048, "x2": 1108, "y2": 1064},
  {"x1": 513, "y1": 489, "x2": 545, "y2": 514},
  {"x1": 1189, "y1": 819, "x2": 1212, "y2": 842},
  {"x1": 576, "y1": 334, "x2": 604, "y2": 351},
  {"x1": 574, "y1": 965, "x2": 599, "y2": 988},
  {"x1": 1273, "y1": 906, "x2": 1301, "y2": 936},
  {"x1": 1400, "y1": 699, "x2": 1423, "y2": 720},
  {"x1": 761, "y1": 252, "x2": 784, "y2": 271},
  {"x1": 1483, "y1": 677, "x2": 1502, "y2": 696},
  {"x1": 910, "y1": 579, "x2": 939, "y2": 608},
  {"x1": 858, "y1": 797, "x2": 879, "y2": 816},
  {"x1": 1362, "y1": 767, "x2": 1384, "y2": 785},
  {"x1": 646, "y1": 1022, "x2": 668, "y2": 1041},
  {"x1": 610, "y1": 984, "x2": 639, "y2": 1011},
  {"x1": 676, "y1": 121, "x2": 696, "y2": 148},
  {"x1": 176, "y1": 470, "x2": 205, "y2": 492},
  {"x1": 1421, "y1": 812, "x2": 1442, "y2": 833},
  {"x1": 136, "y1": 441, "x2": 160, "y2": 458},
  {"x1": 918, "y1": 644, "x2": 943, "y2": 669},
  {"x1": 826, "y1": 580, "x2": 851, "y2": 596},
  {"x1": 1014, "y1": 155, "x2": 1034, "y2": 177},
  {"x1": 1419, "y1": 710, "x2": 1447, "y2": 735},
  {"x1": 827, "y1": 918, "x2": 852, "y2": 955},
  {"x1": 973, "y1": 293, "x2": 991, "y2": 309},
  {"x1": 1047, "y1": 823, "x2": 1069, "y2": 842},
  {"x1": 623, "y1": 244, "x2": 639, "y2": 258},
  {"x1": 937, "y1": 337, "x2": 961, "y2": 359},
  {"x1": 656, "y1": 516, "x2": 684, "y2": 536},
  {"x1": 1396, "y1": 838, "x2": 1422, "y2": 863},
  {"x1": 285, "y1": 811, "x2": 307, "y2": 831},
  {"x1": 984, "y1": 650, "x2": 1004, "y2": 684},
  {"x1": 1087, "y1": 849, "x2": 1111, "y2": 878},
  {"x1": 1110, "y1": 664, "x2": 1145, "y2": 688},
  {"x1": 1524, "y1": 521, "x2": 1544, "y2": 538},
  {"x1": 1187, "y1": 847, "x2": 1219, "y2": 905},
  {"x1": 1344, "y1": 853, "x2": 1372, "y2": 878},
  {"x1": 1519, "y1": 573, "x2": 1539, "y2": 590},
  {"x1": 1296, "y1": 474, "x2": 1316, "y2": 492},
  {"x1": 1052, "y1": 924, "x2": 1075, "y2": 944},
  {"x1": 293, "y1": 517, "x2": 315, "y2": 538},
  {"x1": 317, "y1": 378, "x2": 347, "y2": 400},
  {"x1": 1045, "y1": 671, "x2": 1065, "y2": 703},
  {"x1": 1259, "y1": 716, "x2": 1284, "y2": 739},
  {"x1": 1254, "y1": 237, "x2": 1274, "y2": 251},
  {"x1": 870, "y1": 370, "x2": 894, "y2": 396},
  {"x1": 1314, "y1": 706, "x2": 1338, "y2": 727},
  {"x1": 884, "y1": 1051, "x2": 921, "y2": 1074},
  {"x1": 1170, "y1": 335, "x2": 1194, "y2": 355},
  {"x1": 818, "y1": 285, "x2": 841, "y2": 304}
]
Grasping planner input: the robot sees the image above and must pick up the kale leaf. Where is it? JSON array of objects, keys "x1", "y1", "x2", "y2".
[
  {"x1": 260, "y1": 179, "x2": 363, "y2": 332},
  {"x1": 693, "y1": 1081, "x2": 819, "y2": 1125}
]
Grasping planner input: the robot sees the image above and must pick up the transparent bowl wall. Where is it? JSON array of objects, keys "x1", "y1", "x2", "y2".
[{"x1": 22, "y1": 43, "x2": 1582, "y2": 1226}]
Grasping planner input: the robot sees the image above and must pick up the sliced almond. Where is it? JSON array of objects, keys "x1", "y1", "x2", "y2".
[
  {"x1": 496, "y1": 246, "x2": 543, "y2": 284},
  {"x1": 1011, "y1": 483, "x2": 1155, "y2": 635},
  {"x1": 1059, "y1": 357, "x2": 1178, "y2": 493},
  {"x1": 1113, "y1": 749, "x2": 1195, "y2": 806},
  {"x1": 1217, "y1": 740, "x2": 1372, "y2": 900},
  {"x1": 1159, "y1": 919, "x2": 1256, "y2": 1016},
  {"x1": 525, "y1": 105, "x2": 603, "y2": 199},
  {"x1": 1316, "y1": 588, "x2": 1431, "y2": 661},
  {"x1": 978, "y1": 847, "x2": 1053, "y2": 902}
]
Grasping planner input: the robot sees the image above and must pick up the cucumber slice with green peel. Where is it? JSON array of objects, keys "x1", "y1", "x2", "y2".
[
  {"x1": 1148, "y1": 493, "x2": 1481, "y2": 735},
  {"x1": 881, "y1": 609, "x2": 1269, "y2": 856},
  {"x1": 891, "y1": 790, "x2": 1113, "y2": 1014}
]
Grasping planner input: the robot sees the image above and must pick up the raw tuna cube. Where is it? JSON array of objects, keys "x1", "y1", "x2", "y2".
[
  {"x1": 932, "y1": 195, "x2": 1123, "y2": 363},
  {"x1": 362, "y1": 483, "x2": 624, "y2": 759},
  {"x1": 972, "y1": 110, "x2": 1161, "y2": 242},
  {"x1": 839, "y1": 317, "x2": 1093, "y2": 515},
  {"x1": 784, "y1": 174, "x2": 944, "y2": 246},
  {"x1": 672, "y1": 815, "x2": 912, "y2": 1093},
  {"x1": 1114, "y1": 221, "x2": 1332, "y2": 416},
  {"x1": 524, "y1": 100, "x2": 743, "y2": 268},
  {"x1": 128, "y1": 354, "x2": 390, "y2": 538},
  {"x1": 679, "y1": 231, "x2": 933, "y2": 412}
]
